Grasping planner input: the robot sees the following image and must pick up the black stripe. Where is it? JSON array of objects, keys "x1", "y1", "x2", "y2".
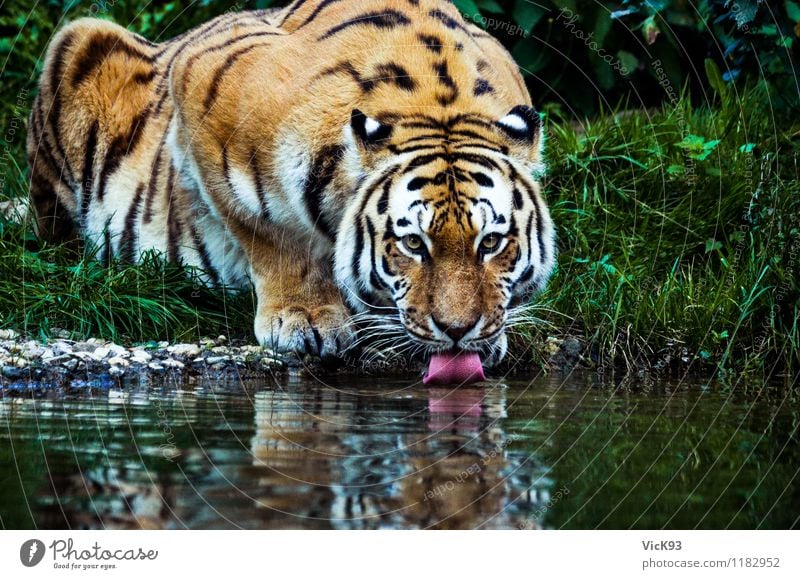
[
  {"x1": 204, "y1": 43, "x2": 263, "y2": 111},
  {"x1": 388, "y1": 143, "x2": 444, "y2": 155},
  {"x1": 277, "y1": 0, "x2": 311, "y2": 27},
  {"x1": 433, "y1": 60, "x2": 458, "y2": 106},
  {"x1": 131, "y1": 32, "x2": 157, "y2": 48},
  {"x1": 512, "y1": 188, "x2": 523, "y2": 210},
  {"x1": 352, "y1": 216, "x2": 364, "y2": 282},
  {"x1": 249, "y1": 149, "x2": 272, "y2": 221},
  {"x1": 298, "y1": 0, "x2": 343, "y2": 28},
  {"x1": 448, "y1": 114, "x2": 496, "y2": 130},
  {"x1": 471, "y1": 172, "x2": 494, "y2": 187},
  {"x1": 365, "y1": 217, "x2": 388, "y2": 290},
  {"x1": 457, "y1": 152, "x2": 503, "y2": 172},
  {"x1": 71, "y1": 32, "x2": 155, "y2": 88},
  {"x1": 182, "y1": 31, "x2": 280, "y2": 96},
  {"x1": 304, "y1": 144, "x2": 343, "y2": 240},
  {"x1": 376, "y1": 180, "x2": 391, "y2": 214},
  {"x1": 30, "y1": 99, "x2": 78, "y2": 198},
  {"x1": 99, "y1": 218, "x2": 113, "y2": 267},
  {"x1": 427, "y1": 9, "x2": 468, "y2": 33},
  {"x1": 189, "y1": 222, "x2": 221, "y2": 286},
  {"x1": 143, "y1": 135, "x2": 167, "y2": 224},
  {"x1": 96, "y1": 109, "x2": 150, "y2": 201},
  {"x1": 396, "y1": 133, "x2": 448, "y2": 145},
  {"x1": 153, "y1": 12, "x2": 258, "y2": 113},
  {"x1": 46, "y1": 32, "x2": 78, "y2": 186},
  {"x1": 357, "y1": 165, "x2": 399, "y2": 216},
  {"x1": 407, "y1": 152, "x2": 451, "y2": 168},
  {"x1": 132, "y1": 69, "x2": 157, "y2": 84},
  {"x1": 528, "y1": 189, "x2": 547, "y2": 264},
  {"x1": 417, "y1": 33, "x2": 443, "y2": 53},
  {"x1": 525, "y1": 212, "x2": 534, "y2": 265},
  {"x1": 450, "y1": 128, "x2": 500, "y2": 143},
  {"x1": 518, "y1": 265, "x2": 534, "y2": 285},
  {"x1": 373, "y1": 62, "x2": 416, "y2": 92},
  {"x1": 318, "y1": 10, "x2": 411, "y2": 41},
  {"x1": 381, "y1": 255, "x2": 396, "y2": 278},
  {"x1": 473, "y1": 78, "x2": 494, "y2": 96},
  {"x1": 316, "y1": 60, "x2": 415, "y2": 93},
  {"x1": 453, "y1": 142, "x2": 509, "y2": 156},
  {"x1": 433, "y1": 60, "x2": 456, "y2": 89},
  {"x1": 166, "y1": 180, "x2": 183, "y2": 263},
  {"x1": 119, "y1": 183, "x2": 145, "y2": 263},
  {"x1": 398, "y1": 120, "x2": 441, "y2": 130},
  {"x1": 79, "y1": 121, "x2": 99, "y2": 225}
]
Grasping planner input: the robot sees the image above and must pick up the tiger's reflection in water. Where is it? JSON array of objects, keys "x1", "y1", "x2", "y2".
[
  {"x1": 248, "y1": 382, "x2": 544, "y2": 529},
  {"x1": 32, "y1": 380, "x2": 551, "y2": 529}
]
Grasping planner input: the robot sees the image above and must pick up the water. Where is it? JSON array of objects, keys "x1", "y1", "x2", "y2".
[{"x1": 1, "y1": 373, "x2": 798, "y2": 529}]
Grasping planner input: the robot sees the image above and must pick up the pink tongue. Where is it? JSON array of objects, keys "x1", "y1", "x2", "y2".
[{"x1": 423, "y1": 352, "x2": 485, "y2": 385}]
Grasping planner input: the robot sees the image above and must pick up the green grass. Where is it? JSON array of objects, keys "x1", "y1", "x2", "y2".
[{"x1": 521, "y1": 75, "x2": 800, "y2": 375}]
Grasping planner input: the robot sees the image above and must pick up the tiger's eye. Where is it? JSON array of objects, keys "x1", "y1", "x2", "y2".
[
  {"x1": 480, "y1": 234, "x2": 502, "y2": 253},
  {"x1": 402, "y1": 234, "x2": 424, "y2": 252}
]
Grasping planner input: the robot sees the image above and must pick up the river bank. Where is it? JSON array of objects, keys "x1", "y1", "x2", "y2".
[{"x1": 0, "y1": 329, "x2": 599, "y2": 390}]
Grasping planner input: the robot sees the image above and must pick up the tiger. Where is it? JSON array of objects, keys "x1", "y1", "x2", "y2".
[{"x1": 27, "y1": 0, "x2": 556, "y2": 372}]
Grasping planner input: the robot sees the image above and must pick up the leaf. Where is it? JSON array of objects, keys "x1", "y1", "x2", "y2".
[
  {"x1": 642, "y1": 15, "x2": 660, "y2": 45},
  {"x1": 617, "y1": 50, "x2": 638, "y2": 76},
  {"x1": 705, "y1": 239, "x2": 723, "y2": 253},
  {"x1": 739, "y1": 143, "x2": 756, "y2": 153},
  {"x1": 550, "y1": 0, "x2": 577, "y2": 11},
  {"x1": 676, "y1": 135, "x2": 721, "y2": 161},
  {"x1": 787, "y1": 1, "x2": 800, "y2": 23},
  {"x1": 513, "y1": 0, "x2": 546, "y2": 34},
  {"x1": 452, "y1": 0, "x2": 482, "y2": 19},
  {"x1": 593, "y1": 7, "x2": 613, "y2": 47},
  {"x1": 512, "y1": 38, "x2": 550, "y2": 74},
  {"x1": 705, "y1": 58, "x2": 727, "y2": 98},
  {"x1": 477, "y1": 0, "x2": 505, "y2": 14}
]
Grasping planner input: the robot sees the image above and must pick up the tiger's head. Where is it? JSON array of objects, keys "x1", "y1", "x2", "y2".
[{"x1": 334, "y1": 106, "x2": 555, "y2": 368}]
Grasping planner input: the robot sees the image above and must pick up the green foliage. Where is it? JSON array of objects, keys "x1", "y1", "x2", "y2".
[
  {"x1": 520, "y1": 79, "x2": 800, "y2": 374},
  {"x1": 460, "y1": 0, "x2": 800, "y2": 114}
]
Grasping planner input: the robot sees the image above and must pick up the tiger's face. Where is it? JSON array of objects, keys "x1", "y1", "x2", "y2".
[{"x1": 335, "y1": 106, "x2": 555, "y2": 367}]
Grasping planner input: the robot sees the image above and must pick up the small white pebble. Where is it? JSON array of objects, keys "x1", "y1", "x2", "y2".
[
  {"x1": 108, "y1": 356, "x2": 129, "y2": 367},
  {"x1": 161, "y1": 358, "x2": 184, "y2": 369},
  {"x1": 130, "y1": 349, "x2": 152, "y2": 363},
  {"x1": 91, "y1": 347, "x2": 110, "y2": 361}
]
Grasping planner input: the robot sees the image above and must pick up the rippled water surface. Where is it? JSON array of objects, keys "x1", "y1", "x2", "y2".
[{"x1": 1, "y1": 372, "x2": 798, "y2": 529}]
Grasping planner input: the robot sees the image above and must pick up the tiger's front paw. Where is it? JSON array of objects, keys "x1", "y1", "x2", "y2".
[{"x1": 254, "y1": 303, "x2": 354, "y2": 359}]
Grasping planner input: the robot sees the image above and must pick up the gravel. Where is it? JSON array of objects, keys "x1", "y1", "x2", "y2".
[{"x1": 0, "y1": 332, "x2": 288, "y2": 390}]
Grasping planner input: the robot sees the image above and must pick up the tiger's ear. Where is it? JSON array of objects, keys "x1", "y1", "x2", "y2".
[
  {"x1": 496, "y1": 105, "x2": 543, "y2": 162},
  {"x1": 350, "y1": 109, "x2": 392, "y2": 148}
]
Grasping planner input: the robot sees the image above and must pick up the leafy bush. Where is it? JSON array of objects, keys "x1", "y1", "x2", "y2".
[{"x1": 455, "y1": 0, "x2": 799, "y2": 113}]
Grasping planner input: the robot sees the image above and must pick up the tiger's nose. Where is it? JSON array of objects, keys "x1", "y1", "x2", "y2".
[{"x1": 431, "y1": 316, "x2": 480, "y2": 344}]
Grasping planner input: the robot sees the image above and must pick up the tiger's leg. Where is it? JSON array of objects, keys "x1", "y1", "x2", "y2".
[
  {"x1": 26, "y1": 94, "x2": 79, "y2": 245},
  {"x1": 27, "y1": 155, "x2": 78, "y2": 244},
  {"x1": 248, "y1": 237, "x2": 354, "y2": 359}
]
